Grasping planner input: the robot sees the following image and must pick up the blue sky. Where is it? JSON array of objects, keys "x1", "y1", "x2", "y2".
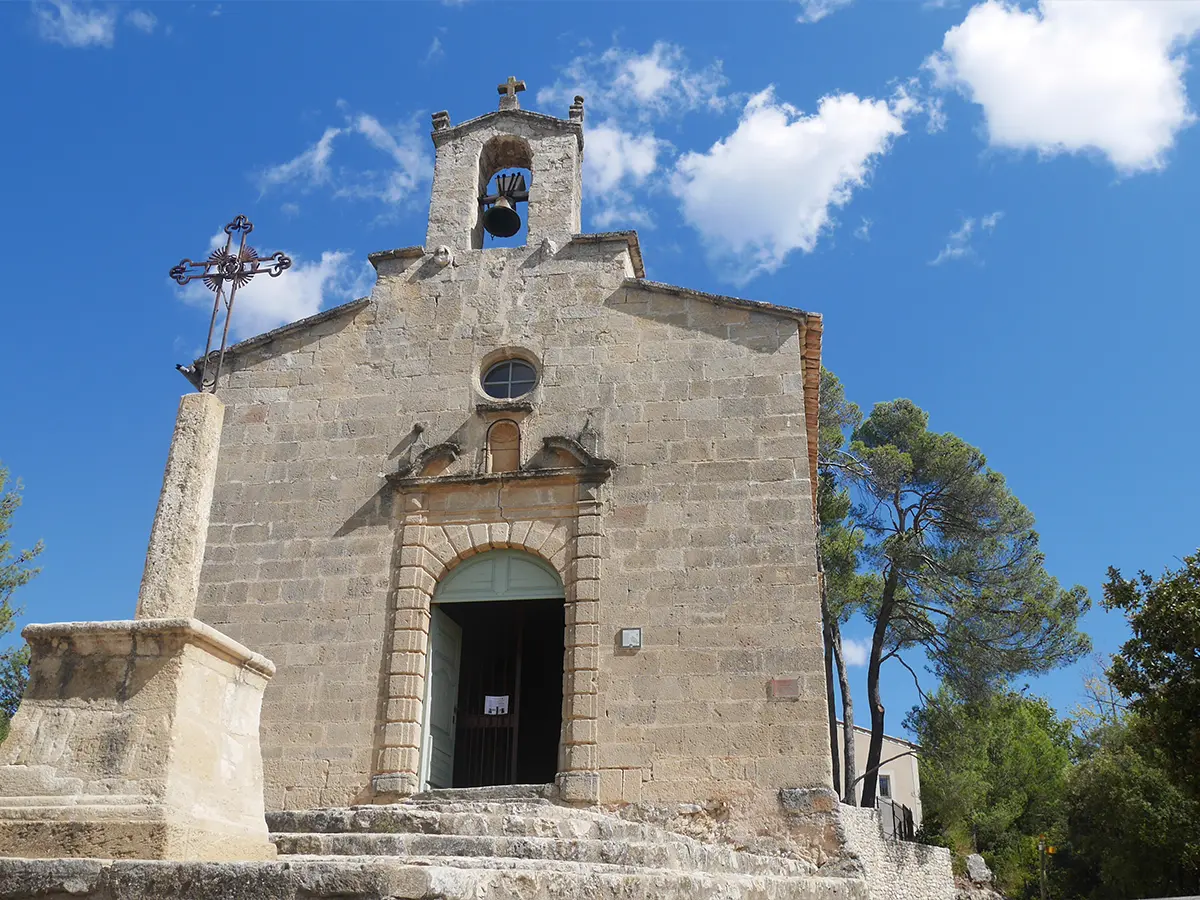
[{"x1": 3, "y1": 0, "x2": 1199, "y2": 740}]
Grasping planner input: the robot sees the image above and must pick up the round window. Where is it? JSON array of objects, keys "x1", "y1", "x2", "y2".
[{"x1": 482, "y1": 359, "x2": 537, "y2": 399}]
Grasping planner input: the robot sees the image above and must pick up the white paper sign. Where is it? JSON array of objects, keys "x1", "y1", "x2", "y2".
[{"x1": 484, "y1": 695, "x2": 509, "y2": 716}]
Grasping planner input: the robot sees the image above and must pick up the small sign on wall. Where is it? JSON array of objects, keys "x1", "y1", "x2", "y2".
[
  {"x1": 484, "y1": 695, "x2": 510, "y2": 716},
  {"x1": 769, "y1": 678, "x2": 801, "y2": 700}
]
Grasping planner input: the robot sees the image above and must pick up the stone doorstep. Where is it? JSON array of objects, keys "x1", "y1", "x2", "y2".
[
  {"x1": 408, "y1": 783, "x2": 556, "y2": 803},
  {"x1": 270, "y1": 832, "x2": 814, "y2": 878},
  {"x1": 0, "y1": 857, "x2": 871, "y2": 900}
]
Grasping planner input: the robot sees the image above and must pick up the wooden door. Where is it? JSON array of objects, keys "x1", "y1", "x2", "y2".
[{"x1": 424, "y1": 605, "x2": 462, "y2": 790}]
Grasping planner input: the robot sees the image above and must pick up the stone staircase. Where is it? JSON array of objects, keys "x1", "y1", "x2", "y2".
[
  {"x1": 0, "y1": 785, "x2": 871, "y2": 899},
  {"x1": 260, "y1": 784, "x2": 870, "y2": 899}
]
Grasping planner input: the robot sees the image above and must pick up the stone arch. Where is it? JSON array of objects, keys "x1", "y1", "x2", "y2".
[
  {"x1": 473, "y1": 134, "x2": 533, "y2": 249},
  {"x1": 421, "y1": 521, "x2": 572, "y2": 584},
  {"x1": 433, "y1": 547, "x2": 563, "y2": 603},
  {"x1": 374, "y1": 510, "x2": 598, "y2": 801},
  {"x1": 485, "y1": 420, "x2": 521, "y2": 474},
  {"x1": 477, "y1": 134, "x2": 533, "y2": 188}
]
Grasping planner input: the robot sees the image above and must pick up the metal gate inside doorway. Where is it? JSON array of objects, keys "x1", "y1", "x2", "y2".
[
  {"x1": 451, "y1": 598, "x2": 564, "y2": 787},
  {"x1": 423, "y1": 550, "x2": 567, "y2": 790}
]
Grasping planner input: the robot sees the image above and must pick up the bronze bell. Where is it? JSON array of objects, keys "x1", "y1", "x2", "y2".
[{"x1": 482, "y1": 196, "x2": 522, "y2": 238}]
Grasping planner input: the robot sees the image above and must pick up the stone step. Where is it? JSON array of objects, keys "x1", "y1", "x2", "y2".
[
  {"x1": 408, "y1": 783, "x2": 556, "y2": 803},
  {"x1": 270, "y1": 832, "x2": 815, "y2": 878},
  {"x1": 267, "y1": 804, "x2": 661, "y2": 842},
  {"x1": 0, "y1": 856, "x2": 869, "y2": 900}
]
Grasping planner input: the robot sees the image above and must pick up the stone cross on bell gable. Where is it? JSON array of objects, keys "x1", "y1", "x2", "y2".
[{"x1": 498, "y1": 75, "x2": 526, "y2": 110}]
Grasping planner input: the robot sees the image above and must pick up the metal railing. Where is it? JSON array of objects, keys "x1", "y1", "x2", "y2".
[{"x1": 877, "y1": 798, "x2": 916, "y2": 841}]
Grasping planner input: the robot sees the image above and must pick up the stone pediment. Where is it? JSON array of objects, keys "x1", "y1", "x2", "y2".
[
  {"x1": 431, "y1": 108, "x2": 584, "y2": 151},
  {"x1": 388, "y1": 435, "x2": 614, "y2": 489}
]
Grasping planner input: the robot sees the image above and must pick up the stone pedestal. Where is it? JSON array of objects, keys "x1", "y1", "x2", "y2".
[{"x1": 0, "y1": 618, "x2": 276, "y2": 861}]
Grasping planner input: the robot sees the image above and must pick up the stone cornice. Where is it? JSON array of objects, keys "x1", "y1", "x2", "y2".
[
  {"x1": 367, "y1": 245, "x2": 425, "y2": 268},
  {"x1": 388, "y1": 465, "x2": 612, "y2": 491},
  {"x1": 22, "y1": 617, "x2": 277, "y2": 678},
  {"x1": 431, "y1": 108, "x2": 584, "y2": 151},
  {"x1": 623, "y1": 279, "x2": 813, "y2": 324}
]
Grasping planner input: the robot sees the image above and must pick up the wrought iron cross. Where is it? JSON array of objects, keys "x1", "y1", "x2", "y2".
[{"x1": 169, "y1": 215, "x2": 291, "y2": 393}]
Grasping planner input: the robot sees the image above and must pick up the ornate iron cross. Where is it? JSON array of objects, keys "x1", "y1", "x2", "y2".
[{"x1": 169, "y1": 215, "x2": 291, "y2": 393}]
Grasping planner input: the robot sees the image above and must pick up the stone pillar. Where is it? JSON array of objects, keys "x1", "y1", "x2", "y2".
[
  {"x1": 136, "y1": 392, "x2": 224, "y2": 620},
  {"x1": 558, "y1": 481, "x2": 603, "y2": 805},
  {"x1": 0, "y1": 390, "x2": 281, "y2": 862}
]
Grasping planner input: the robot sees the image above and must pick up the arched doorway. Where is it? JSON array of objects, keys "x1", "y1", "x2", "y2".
[{"x1": 421, "y1": 549, "x2": 565, "y2": 790}]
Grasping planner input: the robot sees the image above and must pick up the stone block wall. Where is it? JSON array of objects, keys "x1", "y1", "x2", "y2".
[
  {"x1": 194, "y1": 232, "x2": 826, "y2": 813},
  {"x1": 839, "y1": 806, "x2": 955, "y2": 900}
]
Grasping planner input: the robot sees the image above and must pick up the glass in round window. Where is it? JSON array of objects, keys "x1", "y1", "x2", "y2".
[{"x1": 482, "y1": 359, "x2": 537, "y2": 399}]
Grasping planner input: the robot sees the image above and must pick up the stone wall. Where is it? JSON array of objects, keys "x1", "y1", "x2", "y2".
[
  {"x1": 839, "y1": 806, "x2": 954, "y2": 900},
  {"x1": 195, "y1": 234, "x2": 825, "y2": 815}
]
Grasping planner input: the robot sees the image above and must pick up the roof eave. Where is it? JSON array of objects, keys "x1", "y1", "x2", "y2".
[{"x1": 177, "y1": 296, "x2": 371, "y2": 385}]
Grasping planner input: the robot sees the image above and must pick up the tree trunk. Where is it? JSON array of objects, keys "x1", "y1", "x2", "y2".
[
  {"x1": 820, "y1": 586, "x2": 841, "y2": 795},
  {"x1": 860, "y1": 568, "x2": 899, "y2": 810},
  {"x1": 829, "y1": 615, "x2": 857, "y2": 804}
]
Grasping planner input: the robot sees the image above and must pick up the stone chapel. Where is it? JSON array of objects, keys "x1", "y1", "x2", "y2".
[
  {"x1": 0, "y1": 80, "x2": 955, "y2": 900},
  {"x1": 194, "y1": 84, "x2": 827, "y2": 815}
]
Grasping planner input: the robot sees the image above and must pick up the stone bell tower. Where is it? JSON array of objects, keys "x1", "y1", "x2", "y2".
[{"x1": 425, "y1": 76, "x2": 585, "y2": 252}]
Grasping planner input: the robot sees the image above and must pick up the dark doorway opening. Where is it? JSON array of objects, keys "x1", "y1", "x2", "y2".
[{"x1": 439, "y1": 598, "x2": 564, "y2": 787}]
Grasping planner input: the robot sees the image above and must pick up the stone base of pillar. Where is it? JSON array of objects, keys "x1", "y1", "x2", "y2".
[{"x1": 0, "y1": 618, "x2": 276, "y2": 862}]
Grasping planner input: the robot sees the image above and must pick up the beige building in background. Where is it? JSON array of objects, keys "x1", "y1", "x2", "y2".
[{"x1": 837, "y1": 722, "x2": 923, "y2": 833}]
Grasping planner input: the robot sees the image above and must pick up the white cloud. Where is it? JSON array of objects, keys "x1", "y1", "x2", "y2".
[
  {"x1": 538, "y1": 41, "x2": 728, "y2": 121},
  {"x1": 262, "y1": 127, "x2": 341, "y2": 190},
  {"x1": 928, "y1": 0, "x2": 1200, "y2": 173},
  {"x1": 33, "y1": 0, "x2": 116, "y2": 48},
  {"x1": 854, "y1": 217, "x2": 872, "y2": 241},
  {"x1": 126, "y1": 9, "x2": 156, "y2": 34},
  {"x1": 280, "y1": 202, "x2": 300, "y2": 218},
  {"x1": 842, "y1": 638, "x2": 870, "y2": 667},
  {"x1": 260, "y1": 112, "x2": 430, "y2": 213},
  {"x1": 892, "y1": 77, "x2": 948, "y2": 134},
  {"x1": 585, "y1": 121, "x2": 663, "y2": 193},
  {"x1": 181, "y1": 245, "x2": 375, "y2": 341},
  {"x1": 671, "y1": 87, "x2": 908, "y2": 282},
  {"x1": 796, "y1": 0, "x2": 853, "y2": 23},
  {"x1": 335, "y1": 114, "x2": 429, "y2": 205},
  {"x1": 582, "y1": 121, "x2": 666, "y2": 230},
  {"x1": 929, "y1": 210, "x2": 1002, "y2": 265},
  {"x1": 424, "y1": 36, "x2": 444, "y2": 64}
]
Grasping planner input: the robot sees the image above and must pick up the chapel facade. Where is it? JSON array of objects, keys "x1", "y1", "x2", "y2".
[{"x1": 191, "y1": 83, "x2": 829, "y2": 821}]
